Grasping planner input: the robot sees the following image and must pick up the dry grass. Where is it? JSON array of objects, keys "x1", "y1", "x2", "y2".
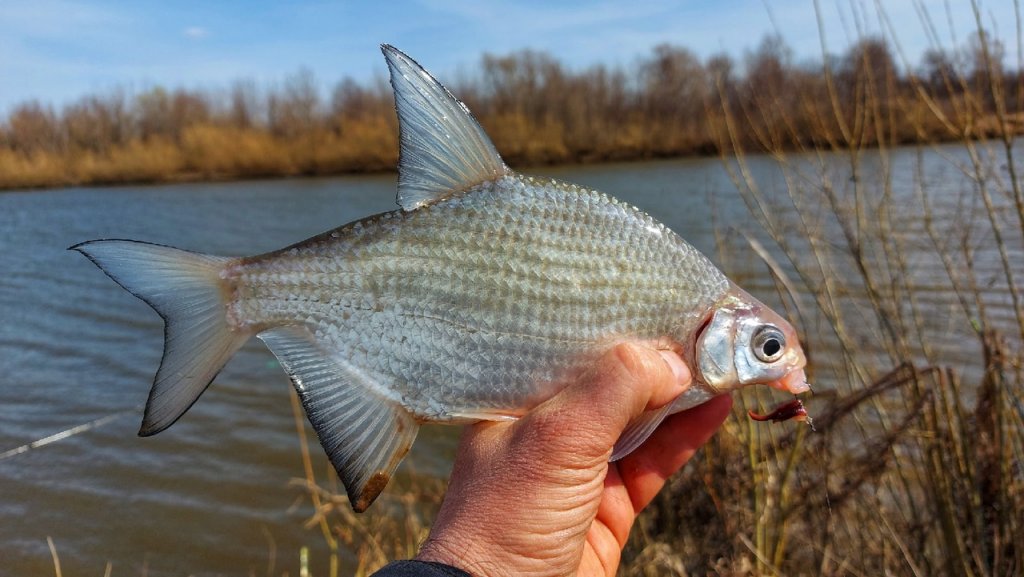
[
  {"x1": 181, "y1": 124, "x2": 297, "y2": 177},
  {"x1": 74, "y1": 138, "x2": 185, "y2": 184}
]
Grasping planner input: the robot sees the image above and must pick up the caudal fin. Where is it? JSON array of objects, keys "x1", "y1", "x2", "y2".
[{"x1": 71, "y1": 240, "x2": 249, "y2": 436}]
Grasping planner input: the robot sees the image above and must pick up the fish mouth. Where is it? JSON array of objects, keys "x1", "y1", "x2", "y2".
[{"x1": 767, "y1": 368, "x2": 811, "y2": 394}]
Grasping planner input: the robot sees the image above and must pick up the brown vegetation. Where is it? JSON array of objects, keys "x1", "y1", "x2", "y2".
[{"x1": 3, "y1": 30, "x2": 1022, "y2": 190}]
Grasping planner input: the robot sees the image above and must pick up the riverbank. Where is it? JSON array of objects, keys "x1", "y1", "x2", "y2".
[
  {"x1": 4, "y1": 35, "x2": 1023, "y2": 192},
  {"x1": 4, "y1": 114, "x2": 1021, "y2": 192}
]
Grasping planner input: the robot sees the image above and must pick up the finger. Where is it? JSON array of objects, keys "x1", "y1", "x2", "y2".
[
  {"x1": 654, "y1": 350, "x2": 691, "y2": 409},
  {"x1": 583, "y1": 517, "x2": 624, "y2": 576},
  {"x1": 594, "y1": 395, "x2": 731, "y2": 546},
  {"x1": 616, "y1": 394, "x2": 733, "y2": 513},
  {"x1": 594, "y1": 460, "x2": 635, "y2": 548},
  {"x1": 515, "y1": 342, "x2": 689, "y2": 463}
]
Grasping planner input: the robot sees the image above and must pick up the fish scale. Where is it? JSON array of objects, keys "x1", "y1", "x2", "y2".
[
  {"x1": 224, "y1": 175, "x2": 722, "y2": 425},
  {"x1": 72, "y1": 45, "x2": 809, "y2": 512}
]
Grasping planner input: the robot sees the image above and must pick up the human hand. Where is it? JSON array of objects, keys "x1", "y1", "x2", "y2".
[{"x1": 415, "y1": 342, "x2": 733, "y2": 577}]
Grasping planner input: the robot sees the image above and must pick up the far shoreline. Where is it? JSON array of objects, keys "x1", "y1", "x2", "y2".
[{"x1": 3, "y1": 125, "x2": 1019, "y2": 195}]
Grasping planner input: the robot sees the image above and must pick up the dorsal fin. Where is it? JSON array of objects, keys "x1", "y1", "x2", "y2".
[{"x1": 382, "y1": 44, "x2": 508, "y2": 211}]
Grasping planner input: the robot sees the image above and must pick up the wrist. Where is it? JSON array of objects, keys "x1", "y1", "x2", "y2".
[
  {"x1": 416, "y1": 535, "x2": 511, "y2": 577},
  {"x1": 417, "y1": 528, "x2": 585, "y2": 577}
]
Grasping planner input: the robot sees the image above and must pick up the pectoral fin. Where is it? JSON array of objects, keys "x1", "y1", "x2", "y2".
[
  {"x1": 259, "y1": 326, "x2": 418, "y2": 512},
  {"x1": 610, "y1": 402, "x2": 674, "y2": 462}
]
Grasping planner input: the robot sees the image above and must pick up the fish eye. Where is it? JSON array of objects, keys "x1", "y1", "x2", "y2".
[{"x1": 752, "y1": 325, "x2": 786, "y2": 363}]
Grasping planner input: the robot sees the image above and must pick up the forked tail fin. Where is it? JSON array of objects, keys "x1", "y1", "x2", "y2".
[{"x1": 71, "y1": 240, "x2": 250, "y2": 436}]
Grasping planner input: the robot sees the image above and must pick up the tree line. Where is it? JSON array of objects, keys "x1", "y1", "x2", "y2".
[{"x1": 0, "y1": 32, "x2": 1017, "y2": 190}]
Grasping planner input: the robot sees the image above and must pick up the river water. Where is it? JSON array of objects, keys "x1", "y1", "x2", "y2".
[{"x1": 0, "y1": 147, "x2": 1020, "y2": 575}]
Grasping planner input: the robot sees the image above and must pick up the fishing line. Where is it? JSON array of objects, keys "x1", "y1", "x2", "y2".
[{"x1": 0, "y1": 405, "x2": 142, "y2": 461}]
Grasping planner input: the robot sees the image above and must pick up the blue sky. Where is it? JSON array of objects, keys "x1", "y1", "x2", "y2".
[{"x1": 0, "y1": 0, "x2": 1017, "y2": 114}]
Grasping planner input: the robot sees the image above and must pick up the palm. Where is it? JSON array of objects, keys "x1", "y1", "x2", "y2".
[{"x1": 580, "y1": 398, "x2": 732, "y2": 576}]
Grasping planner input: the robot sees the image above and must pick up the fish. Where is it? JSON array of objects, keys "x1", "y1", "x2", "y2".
[{"x1": 71, "y1": 45, "x2": 810, "y2": 512}]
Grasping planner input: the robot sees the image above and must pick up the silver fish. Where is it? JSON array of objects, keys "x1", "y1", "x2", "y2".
[{"x1": 72, "y1": 45, "x2": 809, "y2": 512}]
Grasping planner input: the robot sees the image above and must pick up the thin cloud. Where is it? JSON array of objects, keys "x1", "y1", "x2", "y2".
[{"x1": 183, "y1": 26, "x2": 209, "y2": 39}]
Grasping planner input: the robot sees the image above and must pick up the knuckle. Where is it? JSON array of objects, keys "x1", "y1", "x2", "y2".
[
  {"x1": 610, "y1": 342, "x2": 650, "y2": 380},
  {"x1": 608, "y1": 342, "x2": 667, "y2": 393}
]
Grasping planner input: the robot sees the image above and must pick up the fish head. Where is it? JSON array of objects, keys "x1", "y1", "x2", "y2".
[{"x1": 695, "y1": 283, "x2": 809, "y2": 395}]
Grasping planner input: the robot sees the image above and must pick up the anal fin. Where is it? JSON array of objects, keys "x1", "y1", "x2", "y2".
[{"x1": 258, "y1": 326, "x2": 418, "y2": 512}]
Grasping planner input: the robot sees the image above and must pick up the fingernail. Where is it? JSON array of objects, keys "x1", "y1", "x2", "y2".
[{"x1": 658, "y1": 350, "x2": 690, "y2": 387}]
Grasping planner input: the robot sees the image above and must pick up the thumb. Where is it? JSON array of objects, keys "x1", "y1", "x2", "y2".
[{"x1": 512, "y1": 342, "x2": 691, "y2": 466}]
